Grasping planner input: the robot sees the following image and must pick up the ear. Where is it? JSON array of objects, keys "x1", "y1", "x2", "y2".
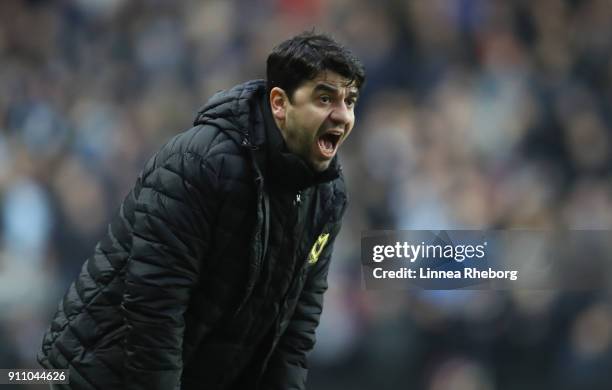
[{"x1": 269, "y1": 87, "x2": 288, "y2": 122}]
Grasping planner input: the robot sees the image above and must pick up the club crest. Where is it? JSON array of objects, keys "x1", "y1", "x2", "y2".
[{"x1": 308, "y1": 232, "x2": 330, "y2": 265}]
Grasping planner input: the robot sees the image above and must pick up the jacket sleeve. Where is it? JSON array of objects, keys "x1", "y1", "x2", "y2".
[
  {"x1": 121, "y1": 152, "x2": 218, "y2": 390},
  {"x1": 261, "y1": 215, "x2": 345, "y2": 390}
]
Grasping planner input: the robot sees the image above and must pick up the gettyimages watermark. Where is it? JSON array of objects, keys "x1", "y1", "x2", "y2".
[{"x1": 361, "y1": 230, "x2": 612, "y2": 290}]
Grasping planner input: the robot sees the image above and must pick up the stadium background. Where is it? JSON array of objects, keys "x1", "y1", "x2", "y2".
[{"x1": 1, "y1": 0, "x2": 611, "y2": 388}]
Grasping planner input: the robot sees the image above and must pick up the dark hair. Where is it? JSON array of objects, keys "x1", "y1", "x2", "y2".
[{"x1": 266, "y1": 32, "x2": 366, "y2": 101}]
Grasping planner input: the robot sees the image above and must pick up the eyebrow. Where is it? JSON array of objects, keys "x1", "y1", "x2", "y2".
[{"x1": 313, "y1": 83, "x2": 359, "y2": 100}]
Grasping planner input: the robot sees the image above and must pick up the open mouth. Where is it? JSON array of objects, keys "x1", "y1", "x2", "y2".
[{"x1": 317, "y1": 131, "x2": 342, "y2": 158}]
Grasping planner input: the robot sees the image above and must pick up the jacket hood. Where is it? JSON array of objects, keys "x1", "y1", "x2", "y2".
[
  {"x1": 193, "y1": 79, "x2": 342, "y2": 187},
  {"x1": 193, "y1": 79, "x2": 267, "y2": 148}
]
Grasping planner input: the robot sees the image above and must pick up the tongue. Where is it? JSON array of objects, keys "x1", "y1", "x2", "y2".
[{"x1": 322, "y1": 137, "x2": 333, "y2": 151}]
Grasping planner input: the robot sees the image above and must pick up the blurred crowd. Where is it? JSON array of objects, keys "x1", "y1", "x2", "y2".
[{"x1": 1, "y1": 0, "x2": 611, "y2": 389}]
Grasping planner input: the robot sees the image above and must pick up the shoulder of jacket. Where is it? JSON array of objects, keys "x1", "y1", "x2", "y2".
[
  {"x1": 169, "y1": 124, "x2": 241, "y2": 159},
  {"x1": 141, "y1": 124, "x2": 250, "y2": 182},
  {"x1": 170, "y1": 125, "x2": 246, "y2": 161}
]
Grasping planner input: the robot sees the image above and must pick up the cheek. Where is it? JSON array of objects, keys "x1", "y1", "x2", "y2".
[
  {"x1": 285, "y1": 112, "x2": 313, "y2": 150},
  {"x1": 347, "y1": 121, "x2": 355, "y2": 136},
  {"x1": 348, "y1": 112, "x2": 355, "y2": 127},
  {"x1": 295, "y1": 110, "x2": 324, "y2": 134},
  {"x1": 345, "y1": 115, "x2": 356, "y2": 134}
]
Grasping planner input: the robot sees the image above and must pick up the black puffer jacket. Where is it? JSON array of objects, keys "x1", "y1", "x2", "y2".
[{"x1": 38, "y1": 80, "x2": 348, "y2": 390}]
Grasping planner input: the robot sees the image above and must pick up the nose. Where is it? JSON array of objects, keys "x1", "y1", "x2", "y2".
[{"x1": 329, "y1": 102, "x2": 353, "y2": 126}]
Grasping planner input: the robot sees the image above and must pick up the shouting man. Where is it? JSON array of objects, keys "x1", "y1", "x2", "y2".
[{"x1": 39, "y1": 32, "x2": 365, "y2": 390}]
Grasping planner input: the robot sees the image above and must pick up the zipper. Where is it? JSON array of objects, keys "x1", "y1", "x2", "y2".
[
  {"x1": 257, "y1": 194, "x2": 344, "y2": 383},
  {"x1": 233, "y1": 143, "x2": 268, "y2": 319},
  {"x1": 257, "y1": 190, "x2": 308, "y2": 381},
  {"x1": 293, "y1": 190, "x2": 301, "y2": 206}
]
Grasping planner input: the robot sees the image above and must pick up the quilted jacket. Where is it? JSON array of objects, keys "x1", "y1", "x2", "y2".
[{"x1": 38, "y1": 80, "x2": 348, "y2": 390}]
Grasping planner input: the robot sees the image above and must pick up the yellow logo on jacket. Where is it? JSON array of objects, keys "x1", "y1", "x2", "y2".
[{"x1": 308, "y1": 233, "x2": 330, "y2": 265}]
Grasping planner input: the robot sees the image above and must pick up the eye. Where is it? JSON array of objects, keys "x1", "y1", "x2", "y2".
[
  {"x1": 346, "y1": 98, "x2": 357, "y2": 108},
  {"x1": 319, "y1": 95, "x2": 331, "y2": 104}
]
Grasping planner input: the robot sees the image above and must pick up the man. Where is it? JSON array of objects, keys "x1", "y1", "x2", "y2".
[{"x1": 38, "y1": 32, "x2": 365, "y2": 389}]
